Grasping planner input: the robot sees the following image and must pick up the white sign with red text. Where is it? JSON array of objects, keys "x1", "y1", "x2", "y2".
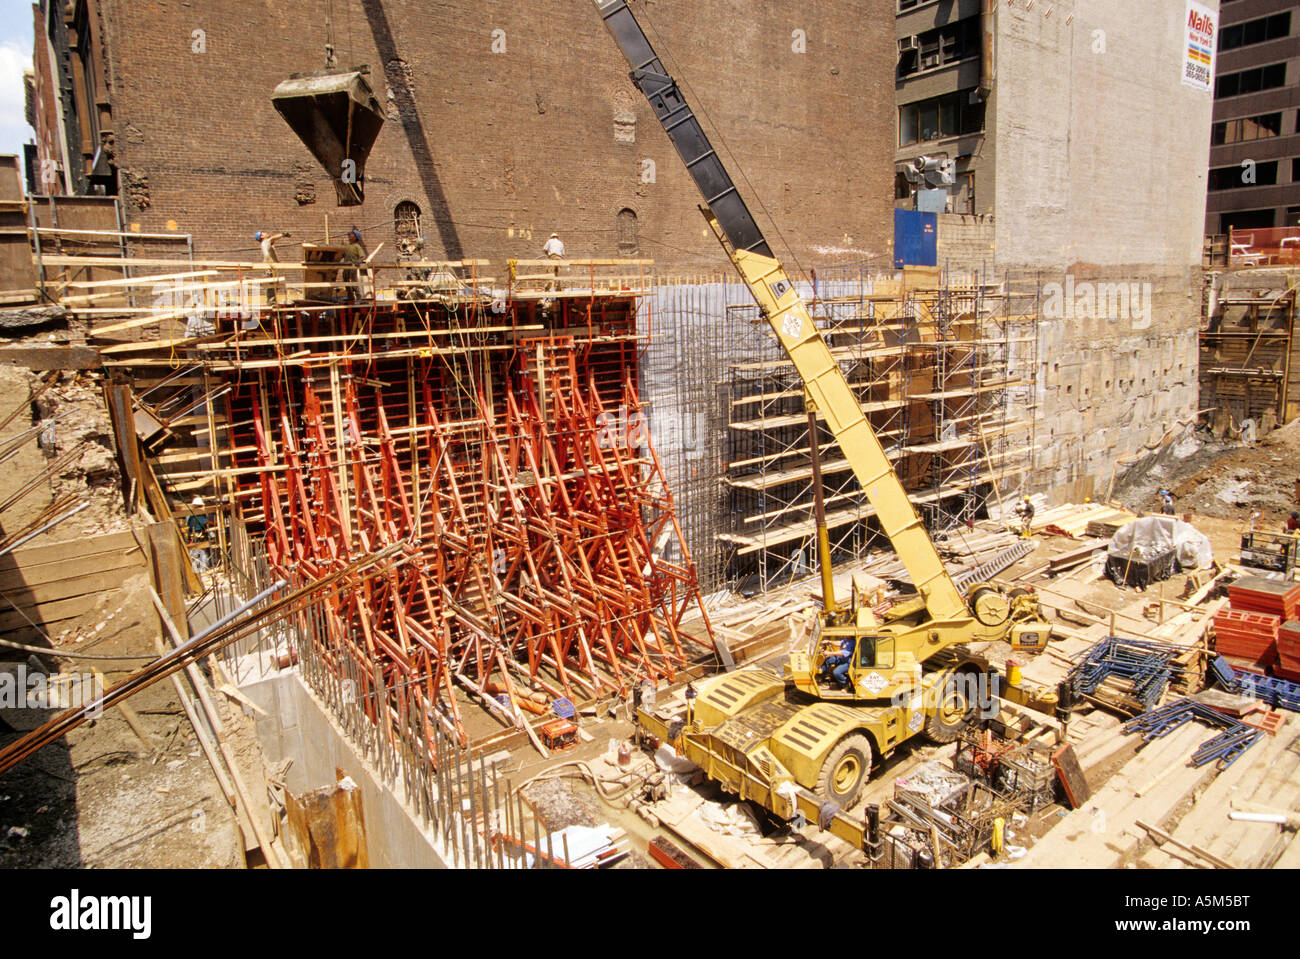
[{"x1": 1182, "y1": 1, "x2": 1217, "y2": 92}]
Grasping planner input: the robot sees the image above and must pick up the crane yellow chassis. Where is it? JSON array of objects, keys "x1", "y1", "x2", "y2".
[{"x1": 595, "y1": 0, "x2": 1055, "y2": 824}]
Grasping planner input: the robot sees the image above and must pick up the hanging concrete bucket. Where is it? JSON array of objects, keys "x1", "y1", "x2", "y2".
[{"x1": 272, "y1": 67, "x2": 385, "y2": 206}]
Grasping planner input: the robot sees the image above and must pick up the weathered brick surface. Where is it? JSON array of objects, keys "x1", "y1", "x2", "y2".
[{"x1": 95, "y1": 0, "x2": 895, "y2": 268}]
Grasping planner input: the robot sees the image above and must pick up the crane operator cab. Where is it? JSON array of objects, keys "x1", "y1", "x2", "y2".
[{"x1": 796, "y1": 598, "x2": 922, "y2": 703}]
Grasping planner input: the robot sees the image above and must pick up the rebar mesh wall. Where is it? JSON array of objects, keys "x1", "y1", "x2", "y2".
[{"x1": 640, "y1": 268, "x2": 1040, "y2": 592}]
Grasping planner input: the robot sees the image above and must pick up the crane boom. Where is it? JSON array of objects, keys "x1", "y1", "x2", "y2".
[{"x1": 595, "y1": 0, "x2": 969, "y2": 623}]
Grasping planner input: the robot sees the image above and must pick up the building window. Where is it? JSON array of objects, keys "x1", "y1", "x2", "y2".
[
  {"x1": 1211, "y1": 112, "x2": 1282, "y2": 145},
  {"x1": 394, "y1": 200, "x2": 422, "y2": 254},
  {"x1": 899, "y1": 90, "x2": 984, "y2": 146},
  {"x1": 1287, "y1": 206, "x2": 1300, "y2": 227},
  {"x1": 617, "y1": 208, "x2": 638, "y2": 255},
  {"x1": 898, "y1": 16, "x2": 981, "y2": 78},
  {"x1": 1215, "y1": 63, "x2": 1287, "y2": 98},
  {"x1": 953, "y1": 172, "x2": 976, "y2": 214},
  {"x1": 1221, "y1": 209, "x2": 1274, "y2": 233},
  {"x1": 1219, "y1": 12, "x2": 1290, "y2": 51},
  {"x1": 1208, "y1": 161, "x2": 1278, "y2": 191}
]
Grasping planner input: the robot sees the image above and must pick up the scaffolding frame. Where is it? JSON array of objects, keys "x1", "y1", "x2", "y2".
[{"x1": 715, "y1": 267, "x2": 1039, "y2": 592}]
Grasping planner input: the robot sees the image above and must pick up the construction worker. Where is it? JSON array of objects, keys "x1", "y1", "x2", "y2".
[
  {"x1": 542, "y1": 232, "x2": 565, "y2": 290},
  {"x1": 186, "y1": 496, "x2": 209, "y2": 541},
  {"x1": 820, "y1": 637, "x2": 855, "y2": 690},
  {"x1": 187, "y1": 496, "x2": 212, "y2": 573},
  {"x1": 256, "y1": 230, "x2": 288, "y2": 263},
  {"x1": 1287, "y1": 511, "x2": 1300, "y2": 534},
  {"x1": 1160, "y1": 490, "x2": 1176, "y2": 515},
  {"x1": 343, "y1": 228, "x2": 369, "y2": 303},
  {"x1": 1013, "y1": 496, "x2": 1035, "y2": 535},
  {"x1": 253, "y1": 230, "x2": 289, "y2": 322},
  {"x1": 542, "y1": 232, "x2": 566, "y2": 259}
]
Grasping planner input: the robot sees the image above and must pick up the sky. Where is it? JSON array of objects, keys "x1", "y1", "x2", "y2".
[{"x1": 0, "y1": 0, "x2": 32, "y2": 162}]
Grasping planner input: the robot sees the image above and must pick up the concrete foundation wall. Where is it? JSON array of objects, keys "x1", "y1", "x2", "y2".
[
  {"x1": 1035, "y1": 266, "x2": 1201, "y2": 501},
  {"x1": 994, "y1": 0, "x2": 1213, "y2": 268},
  {"x1": 989, "y1": 0, "x2": 1210, "y2": 499},
  {"x1": 240, "y1": 669, "x2": 447, "y2": 869}
]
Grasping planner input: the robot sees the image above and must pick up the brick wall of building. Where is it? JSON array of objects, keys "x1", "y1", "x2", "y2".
[{"x1": 89, "y1": 0, "x2": 895, "y2": 268}]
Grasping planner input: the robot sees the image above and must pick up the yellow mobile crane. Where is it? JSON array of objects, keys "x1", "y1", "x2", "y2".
[{"x1": 594, "y1": 1, "x2": 1053, "y2": 826}]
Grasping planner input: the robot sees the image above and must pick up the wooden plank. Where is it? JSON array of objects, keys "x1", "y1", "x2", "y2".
[
  {"x1": 0, "y1": 551, "x2": 144, "y2": 593},
  {"x1": 140, "y1": 459, "x2": 201, "y2": 594},
  {"x1": 0, "y1": 346, "x2": 102, "y2": 370},
  {"x1": 148, "y1": 522, "x2": 191, "y2": 641},
  {"x1": 4, "y1": 530, "x2": 142, "y2": 570},
  {"x1": 0, "y1": 565, "x2": 148, "y2": 609},
  {"x1": 0, "y1": 593, "x2": 99, "y2": 634},
  {"x1": 1136, "y1": 819, "x2": 1234, "y2": 869}
]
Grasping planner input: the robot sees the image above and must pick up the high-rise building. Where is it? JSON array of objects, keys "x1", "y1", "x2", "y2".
[
  {"x1": 1204, "y1": 0, "x2": 1299, "y2": 234},
  {"x1": 894, "y1": 0, "x2": 1216, "y2": 495}
]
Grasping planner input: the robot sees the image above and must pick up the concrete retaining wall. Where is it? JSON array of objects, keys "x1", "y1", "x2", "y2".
[{"x1": 240, "y1": 669, "x2": 448, "y2": 869}]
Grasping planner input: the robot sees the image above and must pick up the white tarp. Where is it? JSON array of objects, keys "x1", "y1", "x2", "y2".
[{"x1": 1108, "y1": 516, "x2": 1213, "y2": 569}]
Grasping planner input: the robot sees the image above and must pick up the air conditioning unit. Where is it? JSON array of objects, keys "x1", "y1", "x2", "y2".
[{"x1": 898, "y1": 35, "x2": 919, "y2": 52}]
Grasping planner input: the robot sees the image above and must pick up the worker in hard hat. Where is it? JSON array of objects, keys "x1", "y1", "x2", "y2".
[
  {"x1": 256, "y1": 230, "x2": 288, "y2": 263},
  {"x1": 253, "y1": 229, "x2": 290, "y2": 317},
  {"x1": 1013, "y1": 496, "x2": 1035, "y2": 536},
  {"x1": 543, "y1": 232, "x2": 566, "y2": 290},
  {"x1": 186, "y1": 496, "x2": 210, "y2": 541},
  {"x1": 1160, "y1": 490, "x2": 1176, "y2": 516},
  {"x1": 186, "y1": 496, "x2": 213, "y2": 572}
]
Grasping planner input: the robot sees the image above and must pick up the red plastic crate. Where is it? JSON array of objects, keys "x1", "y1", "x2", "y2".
[
  {"x1": 1228, "y1": 577, "x2": 1300, "y2": 621},
  {"x1": 1216, "y1": 639, "x2": 1278, "y2": 664},
  {"x1": 1275, "y1": 663, "x2": 1300, "y2": 682},
  {"x1": 1215, "y1": 608, "x2": 1282, "y2": 630}
]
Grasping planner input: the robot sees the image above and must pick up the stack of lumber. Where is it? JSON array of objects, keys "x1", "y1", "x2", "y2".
[
  {"x1": 1026, "y1": 501, "x2": 1135, "y2": 538},
  {"x1": 542, "y1": 824, "x2": 629, "y2": 869},
  {"x1": 1278, "y1": 622, "x2": 1300, "y2": 682},
  {"x1": 1212, "y1": 608, "x2": 1280, "y2": 668},
  {"x1": 933, "y1": 522, "x2": 1019, "y2": 563},
  {"x1": 1046, "y1": 538, "x2": 1109, "y2": 576}
]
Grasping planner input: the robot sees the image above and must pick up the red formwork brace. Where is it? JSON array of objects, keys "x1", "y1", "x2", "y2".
[{"x1": 230, "y1": 300, "x2": 712, "y2": 748}]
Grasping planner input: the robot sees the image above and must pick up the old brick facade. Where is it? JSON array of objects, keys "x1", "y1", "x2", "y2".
[{"x1": 36, "y1": 0, "x2": 896, "y2": 269}]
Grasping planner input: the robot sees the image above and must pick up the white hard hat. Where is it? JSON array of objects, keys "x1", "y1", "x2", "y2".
[
  {"x1": 191, "y1": 496, "x2": 204, "y2": 507},
  {"x1": 550, "y1": 232, "x2": 559, "y2": 238}
]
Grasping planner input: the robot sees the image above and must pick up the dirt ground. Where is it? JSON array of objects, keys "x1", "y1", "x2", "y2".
[
  {"x1": 0, "y1": 569, "x2": 283, "y2": 867},
  {"x1": 0, "y1": 365, "x2": 127, "y2": 541},
  {"x1": 1114, "y1": 420, "x2": 1300, "y2": 527}
]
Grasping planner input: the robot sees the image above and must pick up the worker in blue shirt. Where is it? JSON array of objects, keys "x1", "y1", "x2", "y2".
[{"x1": 821, "y1": 637, "x2": 856, "y2": 690}]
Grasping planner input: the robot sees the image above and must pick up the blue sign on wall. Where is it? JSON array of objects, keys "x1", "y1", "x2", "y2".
[{"x1": 893, "y1": 208, "x2": 937, "y2": 268}]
